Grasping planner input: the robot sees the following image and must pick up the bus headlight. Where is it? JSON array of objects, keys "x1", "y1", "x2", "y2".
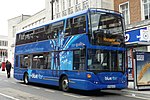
[{"x1": 87, "y1": 74, "x2": 92, "y2": 78}]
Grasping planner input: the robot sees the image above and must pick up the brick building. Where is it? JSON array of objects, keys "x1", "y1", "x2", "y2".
[
  {"x1": 114, "y1": 0, "x2": 150, "y2": 24},
  {"x1": 114, "y1": 0, "x2": 141, "y2": 24},
  {"x1": 114, "y1": 0, "x2": 150, "y2": 51},
  {"x1": 114, "y1": 0, "x2": 150, "y2": 90}
]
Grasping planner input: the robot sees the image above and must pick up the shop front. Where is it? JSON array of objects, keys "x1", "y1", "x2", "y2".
[{"x1": 126, "y1": 26, "x2": 150, "y2": 90}]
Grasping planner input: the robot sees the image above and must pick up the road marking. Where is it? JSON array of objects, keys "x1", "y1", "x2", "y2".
[
  {"x1": 63, "y1": 93, "x2": 87, "y2": 99},
  {"x1": 124, "y1": 94, "x2": 149, "y2": 100},
  {"x1": 44, "y1": 89, "x2": 55, "y2": 93},
  {"x1": 20, "y1": 84, "x2": 27, "y2": 87},
  {"x1": 31, "y1": 87, "x2": 40, "y2": 89},
  {"x1": 0, "y1": 92, "x2": 20, "y2": 100}
]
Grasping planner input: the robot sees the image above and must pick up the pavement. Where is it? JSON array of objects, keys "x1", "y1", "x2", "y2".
[
  {"x1": 121, "y1": 89, "x2": 150, "y2": 98},
  {"x1": 0, "y1": 68, "x2": 150, "y2": 98},
  {"x1": 0, "y1": 67, "x2": 14, "y2": 76}
]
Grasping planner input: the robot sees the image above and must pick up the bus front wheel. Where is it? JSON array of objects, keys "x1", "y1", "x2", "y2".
[
  {"x1": 61, "y1": 76, "x2": 69, "y2": 92},
  {"x1": 24, "y1": 73, "x2": 29, "y2": 84}
]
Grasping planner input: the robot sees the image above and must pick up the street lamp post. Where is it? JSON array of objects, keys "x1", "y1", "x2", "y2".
[
  {"x1": 50, "y1": 0, "x2": 58, "y2": 20},
  {"x1": 50, "y1": 0, "x2": 55, "y2": 20}
]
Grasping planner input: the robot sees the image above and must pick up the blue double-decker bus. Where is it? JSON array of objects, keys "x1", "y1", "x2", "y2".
[{"x1": 14, "y1": 8, "x2": 127, "y2": 91}]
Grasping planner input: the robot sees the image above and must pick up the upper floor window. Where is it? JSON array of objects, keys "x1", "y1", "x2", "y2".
[
  {"x1": 83, "y1": 0, "x2": 89, "y2": 10},
  {"x1": 55, "y1": 1, "x2": 59, "y2": 13},
  {"x1": 62, "y1": 0, "x2": 65, "y2": 10},
  {"x1": 119, "y1": 2, "x2": 130, "y2": 24},
  {"x1": 0, "y1": 40, "x2": 8, "y2": 46},
  {"x1": 69, "y1": 0, "x2": 71, "y2": 7},
  {"x1": 142, "y1": 0, "x2": 150, "y2": 19},
  {"x1": 76, "y1": 0, "x2": 79, "y2": 4}
]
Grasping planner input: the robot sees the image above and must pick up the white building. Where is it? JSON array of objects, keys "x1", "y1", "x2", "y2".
[
  {"x1": 8, "y1": 0, "x2": 114, "y2": 63},
  {"x1": 45, "y1": 0, "x2": 114, "y2": 21},
  {"x1": 8, "y1": 15, "x2": 31, "y2": 64},
  {"x1": 0, "y1": 35, "x2": 8, "y2": 62}
]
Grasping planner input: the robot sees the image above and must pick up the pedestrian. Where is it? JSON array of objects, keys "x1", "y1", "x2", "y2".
[{"x1": 5, "y1": 60, "x2": 12, "y2": 78}]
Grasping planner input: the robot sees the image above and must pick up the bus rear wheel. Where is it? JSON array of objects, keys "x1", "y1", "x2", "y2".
[
  {"x1": 61, "y1": 76, "x2": 69, "y2": 92},
  {"x1": 24, "y1": 73, "x2": 29, "y2": 84}
]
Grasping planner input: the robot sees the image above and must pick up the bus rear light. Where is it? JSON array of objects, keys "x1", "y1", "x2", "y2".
[{"x1": 87, "y1": 74, "x2": 92, "y2": 78}]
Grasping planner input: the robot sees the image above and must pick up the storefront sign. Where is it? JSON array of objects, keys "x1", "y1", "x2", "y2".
[{"x1": 125, "y1": 27, "x2": 148, "y2": 43}]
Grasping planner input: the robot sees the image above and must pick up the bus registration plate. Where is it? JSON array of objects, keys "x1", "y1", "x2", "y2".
[{"x1": 107, "y1": 85, "x2": 116, "y2": 88}]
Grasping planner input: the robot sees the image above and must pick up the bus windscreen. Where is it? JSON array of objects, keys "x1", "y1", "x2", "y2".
[
  {"x1": 89, "y1": 12, "x2": 124, "y2": 47},
  {"x1": 87, "y1": 49, "x2": 125, "y2": 73}
]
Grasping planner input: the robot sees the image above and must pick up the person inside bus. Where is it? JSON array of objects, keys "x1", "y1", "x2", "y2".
[{"x1": 5, "y1": 60, "x2": 12, "y2": 78}]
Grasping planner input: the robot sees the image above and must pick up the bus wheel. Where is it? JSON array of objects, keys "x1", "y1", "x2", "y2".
[
  {"x1": 24, "y1": 73, "x2": 29, "y2": 84},
  {"x1": 61, "y1": 76, "x2": 69, "y2": 92}
]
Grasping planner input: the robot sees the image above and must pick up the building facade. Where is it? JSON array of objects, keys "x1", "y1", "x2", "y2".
[
  {"x1": 114, "y1": 0, "x2": 150, "y2": 50},
  {"x1": 114, "y1": 0, "x2": 150, "y2": 24},
  {"x1": 45, "y1": 0, "x2": 114, "y2": 21},
  {"x1": 114, "y1": 0, "x2": 150, "y2": 90},
  {"x1": 0, "y1": 35, "x2": 8, "y2": 62},
  {"x1": 8, "y1": 15, "x2": 31, "y2": 64},
  {"x1": 114, "y1": 0, "x2": 141, "y2": 25}
]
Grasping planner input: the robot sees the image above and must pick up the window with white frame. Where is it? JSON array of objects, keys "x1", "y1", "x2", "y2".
[
  {"x1": 55, "y1": 1, "x2": 59, "y2": 13},
  {"x1": 76, "y1": 0, "x2": 79, "y2": 4},
  {"x1": 83, "y1": 0, "x2": 89, "y2": 10},
  {"x1": 62, "y1": 0, "x2": 65, "y2": 10},
  {"x1": 69, "y1": 0, "x2": 71, "y2": 7},
  {"x1": 119, "y1": 2, "x2": 130, "y2": 24},
  {"x1": 142, "y1": 0, "x2": 150, "y2": 19}
]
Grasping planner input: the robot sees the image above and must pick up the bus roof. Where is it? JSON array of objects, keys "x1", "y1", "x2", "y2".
[{"x1": 16, "y1": 8, "x2": 122, "y2": 34}]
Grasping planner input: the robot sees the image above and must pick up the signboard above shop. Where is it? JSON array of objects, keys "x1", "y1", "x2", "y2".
[
  {"x1": 126, "y1": 26, "x2": 150, "y2": 90},
  {"x1": 125, "y1": 27, "x2": 150, "y2": 46}
]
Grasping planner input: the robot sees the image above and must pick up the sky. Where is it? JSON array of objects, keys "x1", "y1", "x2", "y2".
[{"x1": 0, "y1": 0, "x2": 45, "y2": 36}]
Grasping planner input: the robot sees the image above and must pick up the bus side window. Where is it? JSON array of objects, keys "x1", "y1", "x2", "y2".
[
  {"x1": 24, "y1": 55, "x2": 30, "y2": 68},
  {"x1": 65, "y1": 18, "x2": 73, "y2": 36},
  {"x1": 50, "y1": 27, "x2": 58, "y2": 39},
  {"x1": 20, "y1": 55, "x2": 23, "y2": 68},
  {"x1": 43, "y1": 52, "x2": 51, "y2": 69},
  {"x1": 78, "y1": 16, "x2": 86, "y2": 33},
  {"x1": 73, "y1": 15, "x2": 86, "y2": 35},
  {"x1": 45, "y1": 24, "x2": 53, "y2": 39},
  {"x1": 73, "y1": 50, "x2": 85, "y2": 70},
  {"x1": 15, "y1": 55, "x2": 18, "y2": 67},
  {"x1": 51, "y1": 21, "x2": 64, "y2": 39},
  {"x1": 20, "y1": 55, "x2": 30, "y2": 68},
  {"x1": 47, "y1": 53, "x2": 52, "y2": 69},
  {"x1": 32, "y1": 54, "x2": 43, "y2": 69},
  {"x1": 31, "y1": 53, "x2": 51, "y2": 69}
]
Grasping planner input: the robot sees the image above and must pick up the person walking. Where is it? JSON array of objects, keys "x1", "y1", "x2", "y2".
[{"x1": 5, "y1": 60, "x2": 12, "y2": 78}]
